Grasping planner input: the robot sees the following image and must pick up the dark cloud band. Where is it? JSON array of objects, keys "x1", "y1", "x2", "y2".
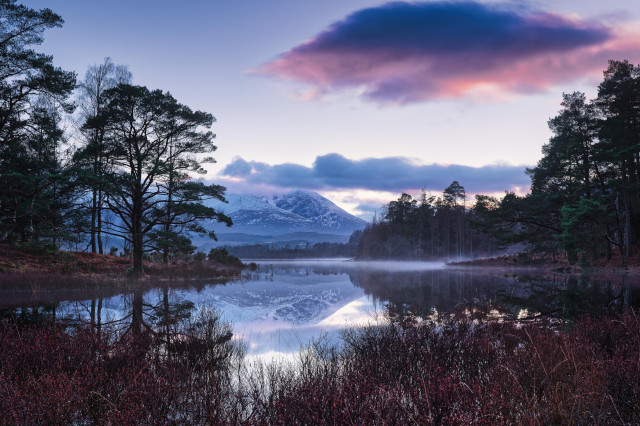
[{"x1": 221, "y1": 153, "x2": 530, "y2": 193}]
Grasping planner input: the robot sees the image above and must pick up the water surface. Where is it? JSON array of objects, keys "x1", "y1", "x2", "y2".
[{"x1": 2, "y1": 260, "x2": 639, "y2": 360}]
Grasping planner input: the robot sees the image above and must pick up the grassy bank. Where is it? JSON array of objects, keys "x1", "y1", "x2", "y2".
[
  {"x1": 0, "y1": 243, "x2": 244, "y2": 280},
  {"x1": 2, "y1": 307, "x2": 639, "y2": 424}
]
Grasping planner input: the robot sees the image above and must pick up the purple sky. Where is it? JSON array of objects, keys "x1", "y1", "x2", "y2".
[{"x1": 23, "y1": 0, "x2": 640, "y2": 218}]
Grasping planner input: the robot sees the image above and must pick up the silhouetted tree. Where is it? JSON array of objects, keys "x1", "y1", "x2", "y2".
[
  {"x1": 89, "y1": 84, "x2": 230, "y2": 276},
  {"x1": 358, "y1": 183, "x2": 489, "y2": 260},
  {"x1": 475, "y1": 60, "x2": 640, "y2": 265}
]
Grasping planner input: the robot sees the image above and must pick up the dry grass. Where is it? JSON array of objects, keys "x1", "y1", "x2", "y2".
[{"x1": 0, "y1": 243, "x2": 244, "y2": 281}]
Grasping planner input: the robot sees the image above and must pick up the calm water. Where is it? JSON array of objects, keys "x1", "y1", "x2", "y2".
[{"x1": 2, "y1": 259, "x2": 640, "y2": 360}]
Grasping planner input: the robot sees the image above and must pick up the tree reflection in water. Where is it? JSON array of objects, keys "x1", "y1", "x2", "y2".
[
  {"x1": 3, "y1": 265, "x2": 640, "y2": 330},
  {"x1": 0, "y1": 281, "x2": 216, "y2": 341},
  {"x1": 347, "y1": 267, "x2": 640, "y2": 321}
]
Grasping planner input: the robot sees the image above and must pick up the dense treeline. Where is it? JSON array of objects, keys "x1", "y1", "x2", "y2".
[
  {"x1": 0, "y1": 1, "x2": 230, "y2": 276},
  {"x1": 475, "y1": 60, "x2": 640, "y2": 266},
  {"x1": 363, "y1": 60, "x2": 640, "y2": 265},
  {"x1": 357, "y1": 182, "x2": 496, "y2": 260}
]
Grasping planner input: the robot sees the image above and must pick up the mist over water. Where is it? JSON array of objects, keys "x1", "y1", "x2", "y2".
[{"x1": 247, "y1": 258, "x2": 447, "y2": 272}]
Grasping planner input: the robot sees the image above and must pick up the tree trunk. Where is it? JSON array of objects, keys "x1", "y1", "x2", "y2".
[
  {"x1": 132, "y1": 170, "x2": 145, "y2": 277},
  {"x1": 97, "y1": 187, "x2": 103, "y2": 254},
  {"x1": 90, "y1": 197, "x2": 97, "y2": 253},
  {"x1": 90, "y1": 159, "x2": 98, "y2": 253},
  {"x1": 623, "y1": 179, "x2": 632, "y2": 259},
  {"x1": 133, "y1": 232, "x2": 145, "y2": 277}
]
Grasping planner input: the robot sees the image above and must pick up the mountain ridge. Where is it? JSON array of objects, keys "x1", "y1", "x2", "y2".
[{"x1": 204, "y1": 190, "x2": 367, "y2": 239}]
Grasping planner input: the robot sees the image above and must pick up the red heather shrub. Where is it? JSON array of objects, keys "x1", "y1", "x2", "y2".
[
  {"x1": 0, "y1": 311, "x2": 243, "y2": 424},
  {"x1": 1, "y1": 310, "x2": 640, "y2": 423},
  {"x1": 255, "y1": 313, "x2": 640, "y2": 424}
]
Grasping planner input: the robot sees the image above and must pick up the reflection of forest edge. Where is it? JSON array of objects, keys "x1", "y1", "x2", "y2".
[
  {"x1": 348, "y1": 268, "x2": 640, "y2": 320},
  {"x1": 0, "y1": 276, "x2": 234, "y2": 309}
]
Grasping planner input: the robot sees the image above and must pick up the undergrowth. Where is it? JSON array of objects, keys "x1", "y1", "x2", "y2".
[{"x1": 1, "y1": 308, "x2": 639, "y2": 424}]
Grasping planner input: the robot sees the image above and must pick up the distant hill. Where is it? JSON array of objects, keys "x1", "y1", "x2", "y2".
[
  {"x1": 197, "y1": 191, "x2": 367, "y2": 249},
  {"x1": 211, "y1": 232, "x2": 351, "y2": 245}
]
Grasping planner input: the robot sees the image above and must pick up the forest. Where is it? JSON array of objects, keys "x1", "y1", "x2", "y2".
[
  {"x1": 359, "y1": 59, "x2": 640, "y2": 266},
  {"x1": 356, "y1": 182, "x2": 497, "y2": 260},
  {"x1": 476, "y1": 60, "x2": 640, "y2": 267},
  {"x1": 0, "y1": 1, "x2": 232, "y2": 276}
]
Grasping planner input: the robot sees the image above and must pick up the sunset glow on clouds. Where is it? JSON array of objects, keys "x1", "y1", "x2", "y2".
[
  {"x1": 257, "y1": 1, "x2": 639, "y2": 104},
  {"x1": 21, "y1": 0, "x2": 640, "y2": 219}
]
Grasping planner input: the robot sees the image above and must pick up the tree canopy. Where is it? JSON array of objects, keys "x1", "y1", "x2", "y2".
[
  {"x1": 475, "y1": 60, "x2": 640, "y2": 266},
  {"x1": 357, "y1": 184, "x2": 494, "y2": 260},
  {"x1": 87, "y1": 84, "x2": 231, "y2": 276},
  {"x1": 0, "y1": 0, "x2": 76, "y2": 245}
]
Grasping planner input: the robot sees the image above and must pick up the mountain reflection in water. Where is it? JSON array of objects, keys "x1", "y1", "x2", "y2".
[{"x1": 2, "y1": 260, "x2": 640, "y2": 357}]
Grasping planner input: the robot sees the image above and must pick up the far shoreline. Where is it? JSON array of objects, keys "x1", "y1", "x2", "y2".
[{"x1": 448, "y1": 253, "x2": 640, "y2": 279}]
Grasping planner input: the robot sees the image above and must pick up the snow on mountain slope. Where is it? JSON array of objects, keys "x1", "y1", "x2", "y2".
[
  {"x1": 206, "y1": 190, "x2": 367, "y2": 236},
  {"x1": 219, "y1": 193, "x2": 278, "y2": 212}
]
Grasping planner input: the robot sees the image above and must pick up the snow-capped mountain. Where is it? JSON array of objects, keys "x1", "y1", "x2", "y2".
[{"x1": 205, "y1": 190, "x2": 367, "y2": 236}]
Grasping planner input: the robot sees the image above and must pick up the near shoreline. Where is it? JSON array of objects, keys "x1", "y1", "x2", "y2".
[{"x1": 0, "y1": 243, "x2": 244, "y2": 281}]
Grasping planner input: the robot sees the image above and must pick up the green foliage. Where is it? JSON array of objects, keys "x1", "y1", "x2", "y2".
[
  {"x1": 473, "y1": 192, "x2": 561, "y2": 255},
  {"x1": 72, "y1": 58, "x2": 131, "y2": 255},
  {"x1": 193, "y1": 252, "x2": 206, "y2": 262},
  {"x1": 83, "y1": 83, "x2": 231, "y2": 275},
  {"x1": 147, "y1": 230, "x2": 196, "y2": 263},
  {"x1": 443, "y1": 180, "x2": 465, "y2": 207},
  {"x1": 474, "y1": 60, "x2": 640, "y2": 265},
  {"x1": 207, "y1": 248, "x2": 243, "y2": 267},
  {"x1": 558, "y1": 198, "x2": 609, "y2": 263},
  {"x1": 0, "y1": 1, "x2": 77, "y2": 248}
]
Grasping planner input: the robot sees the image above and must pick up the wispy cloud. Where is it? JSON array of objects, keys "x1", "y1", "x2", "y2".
[
  {"x1": 255, "y1": 1, "x2": 638, "y2": 104},
  {"x1": 220, "y1": 153, "x2": 530, "y2": 194}
]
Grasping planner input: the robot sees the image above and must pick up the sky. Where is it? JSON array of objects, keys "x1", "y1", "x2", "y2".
[{"x1": 22, "y1": 0, "x2": 640, "y2": 219}]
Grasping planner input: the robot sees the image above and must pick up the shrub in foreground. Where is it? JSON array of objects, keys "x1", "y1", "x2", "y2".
[
  {"x1": 252, "y1": 311, "x2": 640, "y2": 424},
  {"x1": 1, "y1": 309, "x2": 640, "y2": 423},
  {"x1": 0, "y1": 309, "x2": 245, "y2": 424}
]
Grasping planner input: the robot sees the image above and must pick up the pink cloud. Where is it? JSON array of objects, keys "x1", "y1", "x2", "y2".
[{"x1": 256, "y1": 1, "x2": 640, "y2": 104}]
